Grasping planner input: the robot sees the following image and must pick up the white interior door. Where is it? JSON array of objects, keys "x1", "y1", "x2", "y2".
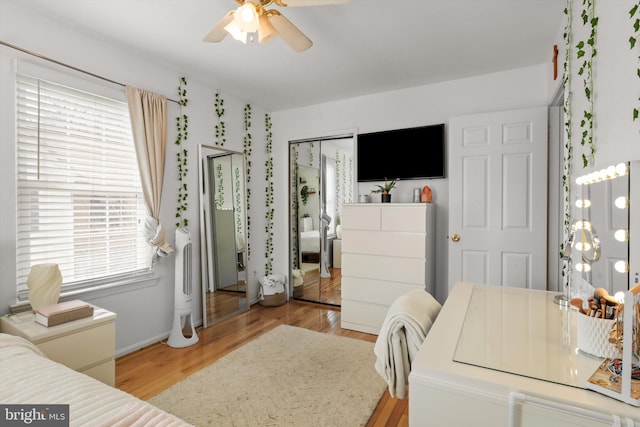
[{"x1": 448, "y1": 107, "x2": 548, "y2": 291}]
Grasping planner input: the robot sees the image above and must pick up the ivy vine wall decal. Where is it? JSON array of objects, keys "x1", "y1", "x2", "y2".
[
  {"x1": 243, "y1": 104, "x2": 253, "y2": 258},
  {"x1": 175, "y1": 76, "x2": 189, "y2": 228},
  {"x1": 264, "y1": 114, "x2": 274, "y2": 274},
  {"x1": 290, "y1": 146, "x2": 300, "y2": 270},
  {"x1": 575, "y1": 0, "x2": 598, "y2": 167},
  {"x1": 335, "y1": 149, "x2": 341, "y2": 225},
  {"x1": 215, "y1": 162, "x2": 224, "y2": 208},
  {"x1": 215, "y1": 91, "x2": 226, "y2": 146},
  {"x1": 561, "y1": 0, "x2": 574, "y2": 287},
  {"x1": 631, "y1": 2, "x2": 640, "y2": 122}
]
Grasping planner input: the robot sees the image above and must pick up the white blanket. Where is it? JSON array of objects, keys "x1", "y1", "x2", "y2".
[
  {"x1": 373, "y1": 289, "x2": 442, "y2": 399},
  {"x1": 0, "y1": 333, "x2": 191, "y2": 426}
]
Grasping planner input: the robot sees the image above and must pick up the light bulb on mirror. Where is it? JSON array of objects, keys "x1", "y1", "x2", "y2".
[
  {"x1": 614, "y1": 260, "x2": 628, "y2": 273},
  {"x1": 614, "y1": 291, "x2": 625, "y2": 304},
  {"x1": 575, "y1": 220, "x2": 592, "y2": 230},
  {"x1": 615, "y1": 162, "x2": 627, "y2": 176},
  {"x1": 574, "y1": 242, "x2": 591, "y2": 251},
  {"x1": 614, "y1": 196, "x2": 629, "y2": 209},
  {"x1": 575, "y1": 199, "x2": 591, "y2": 208},
  {"x1": 575, "y1": 263, "x2": 591, "y2": 272},
  {"x1": 614, "y1": 229, "x2": 629, "y2": 242}
]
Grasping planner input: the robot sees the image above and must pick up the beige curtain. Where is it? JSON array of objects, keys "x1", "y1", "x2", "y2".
[{"x1": 125, "y1": 85, "x2": 173, "y2": 261}]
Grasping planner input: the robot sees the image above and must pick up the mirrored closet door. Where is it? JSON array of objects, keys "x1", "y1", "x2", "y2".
[
  {"x1": 198, "y1": 144, "x2": 250, "y2": 327},
  {"x1": 289, "y1": 136, "x2": 354, "y2": 306}
]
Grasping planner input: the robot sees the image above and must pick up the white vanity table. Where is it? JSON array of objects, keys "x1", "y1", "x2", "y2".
[{"x1": 409, "y1": 282, "x2": 639, "y2": 426}]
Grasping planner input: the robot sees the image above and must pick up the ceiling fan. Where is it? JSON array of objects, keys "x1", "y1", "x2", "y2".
[{"x1": 203, "y1": 0, "x2": 349, "y2": 52}]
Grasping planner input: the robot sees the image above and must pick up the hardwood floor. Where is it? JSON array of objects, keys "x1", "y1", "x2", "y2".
[
  {"x1": 294, "y1": 266, "x2": 341, "y2": 306},
  {"x1": 116, "y1": 299, "x2": 408, "y2": 427}
]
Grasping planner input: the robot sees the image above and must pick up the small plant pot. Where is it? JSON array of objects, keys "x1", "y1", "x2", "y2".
[{"x1": 381, "y1": 193, "x2": 391, "y2": 203}]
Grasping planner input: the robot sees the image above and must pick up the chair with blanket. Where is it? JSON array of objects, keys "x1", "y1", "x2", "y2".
[{"x1": 373, "y1": 289, "x2": 442, "y2": 399}]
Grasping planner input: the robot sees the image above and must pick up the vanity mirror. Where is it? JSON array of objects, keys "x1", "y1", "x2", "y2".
[
  {"x1": 288, "y1": 135, "x2": 354, "y2": 305},
  {"x1": 573, "y1": 162, "x2": 630, "y2": 295},
  {"x1": 198, "y1": 144, "x2": 249, "y2": 327}
]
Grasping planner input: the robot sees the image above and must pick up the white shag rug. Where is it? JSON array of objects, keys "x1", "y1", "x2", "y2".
[{"x1": 148, "y1": 325, "x2": 386, "y2": 426}]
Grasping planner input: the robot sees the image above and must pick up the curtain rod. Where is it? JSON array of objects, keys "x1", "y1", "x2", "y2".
[{"x1": 0, "y1": 40, "x2": 180, "y2": 105}]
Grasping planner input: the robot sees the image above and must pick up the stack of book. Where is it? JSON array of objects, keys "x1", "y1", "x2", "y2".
[{"x1": 35, "y1": 300, "x2": 94, "y2": 327}]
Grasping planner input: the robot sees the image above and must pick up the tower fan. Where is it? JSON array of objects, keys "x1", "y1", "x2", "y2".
[{"x1": 168, "y1": 227, "x2": 199, "y2": 348}]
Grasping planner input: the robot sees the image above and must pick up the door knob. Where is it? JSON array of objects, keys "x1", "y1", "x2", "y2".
[{"x1": 451, "y1": 234, "x2": 460, "y2": 242}]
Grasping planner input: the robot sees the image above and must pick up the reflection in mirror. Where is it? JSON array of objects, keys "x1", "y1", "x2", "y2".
[
  {"x1": 573, "y1": 162, "x2": 630, "y2": 296},
  {"x1": 289, "y1": 136, "x2": 354, "y2": 306},
  {"x1": 198, "y1": 144, "x2": 249, "y2": 327}
]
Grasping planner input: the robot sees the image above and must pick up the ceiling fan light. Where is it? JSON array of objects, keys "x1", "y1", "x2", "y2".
[
  {"x1": 224, "y1": 21, "x2": 248, "y2": 43},
  {"x1": 235, "y1": 3, "x2": 259, "y2": 32},
  {"x1": 258, "y1": 15, "x2": 278, "y2": 43}
]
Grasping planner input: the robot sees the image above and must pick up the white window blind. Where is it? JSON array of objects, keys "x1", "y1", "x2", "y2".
[{"x1": 16, "y1": 74, "x2": 150, "y2": 300}]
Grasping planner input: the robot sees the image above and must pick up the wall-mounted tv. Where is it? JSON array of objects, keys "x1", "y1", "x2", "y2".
[{"x1": 357, "y1": 123, "x2": 446, "y2": 182}]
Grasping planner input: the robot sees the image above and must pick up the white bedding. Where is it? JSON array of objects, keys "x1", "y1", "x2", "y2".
[
  {"x1": 0, "y1": 333, "x2": 191, "y2": 427},
  {"x1": 300, "y1": 230, "x2": 320, "y2": 253}
]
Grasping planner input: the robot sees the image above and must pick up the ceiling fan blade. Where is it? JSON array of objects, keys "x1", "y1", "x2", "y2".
[
  {"x1": 275, "y1": 0, "x2": 350, "y2": 6},
  {"x1": 203, "y1": 10, "x2": 234, "y2": 42},
  {"x1": 258, "y1": 15, "x2": 279, "y2": 44},
  {"x1": 268, "y1": 13, "x2": 312, "y2": 52}
]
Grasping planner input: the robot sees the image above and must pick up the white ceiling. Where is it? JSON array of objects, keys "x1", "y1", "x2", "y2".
[{"x1": 11, "y1": 0, "x2": 564, "y2": 111}]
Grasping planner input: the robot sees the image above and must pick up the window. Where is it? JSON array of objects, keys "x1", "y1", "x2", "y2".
[{"x1": 16, "y1": 74, "x2": 150, "y2": 301}]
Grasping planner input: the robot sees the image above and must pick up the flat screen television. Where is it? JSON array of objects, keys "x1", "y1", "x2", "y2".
[{"x1": 357, "y1": 123, "x2": 445, "y2": 182}]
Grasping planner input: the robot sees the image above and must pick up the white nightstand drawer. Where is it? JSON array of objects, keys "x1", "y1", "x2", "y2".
[{"x1": 38, "y1": 322, "x2": 115, "y2": 371}]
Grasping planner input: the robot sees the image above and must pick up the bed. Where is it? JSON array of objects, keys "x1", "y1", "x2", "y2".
[
  {"x1": 300, "y1": 230, "x2": 320, "y2": 263},
  {"x1": 0, "y1": 333, "x2": 191, "y2": 426}
]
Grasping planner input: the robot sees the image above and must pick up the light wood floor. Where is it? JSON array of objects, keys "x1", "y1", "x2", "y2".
[
  {"x1": 116, "y1": 299, "x2": 408, "y2": 427},
  {"x1": 294, "y1": 266, "x2": 341, "y2": 306}
]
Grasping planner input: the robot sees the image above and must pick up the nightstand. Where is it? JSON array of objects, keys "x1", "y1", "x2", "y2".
[
  {"x1": 333, "y1": 239, "x2": 342, "y2": 268},
  {"x1": 0, "y1": 305, "x2": 117, "y2": 386}
]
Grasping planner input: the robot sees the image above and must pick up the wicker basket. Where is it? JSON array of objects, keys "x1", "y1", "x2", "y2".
[
  {"x1": 259, "y1": 292, "x2": 286, "y2": 307},
  {"x1": 576, "y1": 313, "x2": 620, "y2": 359}
]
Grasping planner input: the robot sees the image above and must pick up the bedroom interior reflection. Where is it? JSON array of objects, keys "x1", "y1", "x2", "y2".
[
  {"x1": 571, "y1": 162, "x2": 631, "y2": 299},
  {"x1": 198, "y1": 145, "x2": 249, "y2": 328},
  {"x1": 289, "y1": 136, "x2": 354, "y2": 306}
]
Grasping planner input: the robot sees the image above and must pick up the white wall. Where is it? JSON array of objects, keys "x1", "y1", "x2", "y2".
[
  {"x1": 561, "y1": 0, "x2": 640, "y2": 290},
  {"x1": 0, "y1": 2, "x2": 268, "y2": 356},
  {"x1": 272, "y1": 64, "x2": 555, "y2": 303},
  {"x1": 2, "y1": 0, "x2": 636, "y2": 354}
]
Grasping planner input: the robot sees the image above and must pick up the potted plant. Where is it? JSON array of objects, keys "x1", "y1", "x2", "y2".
[
  {"x1": 300, "y1": 185, "x2": 310, "y2": 205},
  {"x1": 371, "y1": 178, "x2": 398, "y2": 203}
]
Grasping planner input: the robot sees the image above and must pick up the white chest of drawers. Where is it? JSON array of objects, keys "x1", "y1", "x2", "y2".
[{"x1": 340, "y1": 203, "x2": 435, "y2": 334}]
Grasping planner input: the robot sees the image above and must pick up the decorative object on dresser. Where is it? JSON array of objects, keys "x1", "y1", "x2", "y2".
[
  {"x1": 0, "y1": 305, "x2": 117, "y2": 386},
  {"x1": 420, "y1": 185, "x2": 432, "y2": 203},
  {"x1": 341, "y1": 203, "x2": 436, "y2": 334},
  {"x1": 370, "y1": 177, "x2": 397, "y2": 203},
  {"x1": 35, "y1": 299, "x2": 93, "y2": 327},
  {"x1": 586, "y1": 284, "x2": 640, "y2": 406},
  {"x1": 26, "y1": 263, "x2": 63, "y2": 312}
]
